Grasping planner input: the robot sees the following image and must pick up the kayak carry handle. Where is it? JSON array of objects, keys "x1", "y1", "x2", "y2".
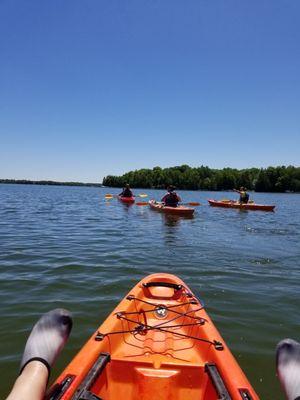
[
  {"x1": 142, "y1": 281, "x2": 183, "y2": 300},
  {"x1": 142, "y1": 281, "x2": 182, "y2": 291}
]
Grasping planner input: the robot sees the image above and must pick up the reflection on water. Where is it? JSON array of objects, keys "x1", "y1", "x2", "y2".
[
  {"x1": 0, "y1": 185, "x2": 299, "y2": 400},
  {"x1": 163, "y1": 213, "x2": 194, "y2": 226}
]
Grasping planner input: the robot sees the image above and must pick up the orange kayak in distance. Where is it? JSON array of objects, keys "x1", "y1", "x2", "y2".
[
  {"x1": 118, "y1": 196, "x2": 135, "y2": 204},
  {"x1": 47, "y1": 273, "x2": 259, "y2": 400},
  {"x1": 208, "y1": 199, "x2": 275, "y2": 212},
  {"x1": 149, "y1": 200, "x2": 195, "y2": 216}
]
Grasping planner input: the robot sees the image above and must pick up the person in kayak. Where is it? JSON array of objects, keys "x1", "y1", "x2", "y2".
[
  {"x1": 233, "y1": 187, "x2": 249, "y2": 204},
  {"x1": 161, "y1": 185, "x2": 182, "y2": 207},
  {"x1": 119, "y1": 183, "x2": 133, "y2": 198},
  {"x1": 6, "y1": 309, "x2": 72, "y2": 400}
]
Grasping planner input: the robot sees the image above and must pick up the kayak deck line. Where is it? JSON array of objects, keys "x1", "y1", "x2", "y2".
[
  {"x1": 47, "y1": 273, "x2": 259, "y2": 400},
  {"x1": 95, "y1": 296, "x2": 223, "y2": 351}
]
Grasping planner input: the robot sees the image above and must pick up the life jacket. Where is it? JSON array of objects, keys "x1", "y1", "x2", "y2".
[
  {"x1": 240, "y1": 192, "x2": 249, "y2": 203},
  {"x1": 164, "y1": 192, "x2": 179, "y2": 207},
  {"x1": 122, "y1": 188, "x2": 133, "y2": 198}
]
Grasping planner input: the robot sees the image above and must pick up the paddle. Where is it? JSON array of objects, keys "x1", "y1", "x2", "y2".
[{"x1": 105, "y1": 193, "x2": 148, "y2": 199}]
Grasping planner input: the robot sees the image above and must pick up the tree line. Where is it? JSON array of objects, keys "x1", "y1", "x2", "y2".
[{"x1": 103, "y1": 165, "x2": 300, "y2": 192}]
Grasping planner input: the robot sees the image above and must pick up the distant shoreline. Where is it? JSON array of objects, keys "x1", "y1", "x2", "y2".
[
  {"x1": 0, "y1": 179, "x2": 102, "y2": 188},
  {"x1": 103, "y1": 164, "x2": 300, "y2": 193}
]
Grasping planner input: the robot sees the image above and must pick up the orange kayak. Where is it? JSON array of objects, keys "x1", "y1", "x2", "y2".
[
  {"x1": 208, "y1": 199, "x2": 275, "y2": 212},
  {"x1": 149, "y1": 200, "x2": 195, "y2": 216},
  {"x1": 47, "y1": 273, "x2": 259, "y2": 400},
  {"x1": 118, "y1": 196, "x2": 135, "y2": 204}
]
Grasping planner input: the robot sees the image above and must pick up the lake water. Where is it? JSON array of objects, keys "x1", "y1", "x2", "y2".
[{"x1": 0, "y1": 184, "x2": 299, "y2": 399}]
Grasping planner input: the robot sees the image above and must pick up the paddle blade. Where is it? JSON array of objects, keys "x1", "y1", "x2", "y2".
[
  {"x1": 136, "y1": 202, "x2": 149, "y2": 206},
  {"x1": 138, "y1": 194, "x2": 148, "y2": 198},
  {"x1": 187, "y1": 202, "x2": 201, "y2": 206},
  {"x1": 105, "y1": 194, "x2": 114, "y2": 199}
]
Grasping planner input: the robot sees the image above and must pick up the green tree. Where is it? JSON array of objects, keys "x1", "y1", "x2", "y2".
[{"x1": 102, "y1": 165, "x2": 300, "y2": 192}]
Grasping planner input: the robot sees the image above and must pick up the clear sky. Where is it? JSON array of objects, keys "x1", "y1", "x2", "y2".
[{"x1": 1, "y1": 1, "x2": 299, "y2": 182}]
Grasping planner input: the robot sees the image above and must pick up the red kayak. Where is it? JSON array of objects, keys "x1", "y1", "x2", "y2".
[
  {"x1": 149, "y1": 200, "x2": 194, "y2": 216},
  {"x1": 118, "y1": 196, "x2": 135, "y2": 204},
  {"x1": 208, "y1": 199, "x2": 275, "y2": 212}
]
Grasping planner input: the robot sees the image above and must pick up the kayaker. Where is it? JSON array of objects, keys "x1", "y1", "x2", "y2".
[
  {"x1": 6, "y1": 309, "x2": 72, "y2": 400},
  {"x1": 161, "y1": 185, "x2": 182, "y2": 207},
  {"x1": 119, "y1": 184, "x2": 133, "y2": 198},
  {"x1": 233, "y1": 187, "x2": 249, "y2": 204}
]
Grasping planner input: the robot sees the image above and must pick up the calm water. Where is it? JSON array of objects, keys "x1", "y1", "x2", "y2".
[{"x1": 0, "y1": 184, "x2": 299, "y2": 399}]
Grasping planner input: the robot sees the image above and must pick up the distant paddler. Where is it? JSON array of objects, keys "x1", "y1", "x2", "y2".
[
  {"x1": 161, "y1": 185, "x2": 182, "y2": 208},
  {"x1": 233, "y1": 187, "x2": 249, "y2": 204},
  {"x1": 119, "y1": 183, "x2": 134, "y2": 198}
]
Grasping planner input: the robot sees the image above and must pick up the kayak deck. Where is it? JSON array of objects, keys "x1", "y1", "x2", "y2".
[
  {"x1": 208, "y1": 199, "x2": 275, "y2": 211},
  {"x1": 48, "y1": 273, "x2": 259, "y2": 400},
  {"x1": 149, "y1": 200, "x2": 195, "y2": 216}
]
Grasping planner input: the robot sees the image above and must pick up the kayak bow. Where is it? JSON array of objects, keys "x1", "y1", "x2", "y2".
[
  {"x1": 208, "y1": 199, "x2": 275, "y2": 212},
  {"x1": 47, "y1": 273, "x2": 259, "y2": 400}
]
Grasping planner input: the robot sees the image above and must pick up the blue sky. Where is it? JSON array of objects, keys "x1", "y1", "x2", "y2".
[{"x1": 1, "y1": 1, "x2": 299, "y2": 182}]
